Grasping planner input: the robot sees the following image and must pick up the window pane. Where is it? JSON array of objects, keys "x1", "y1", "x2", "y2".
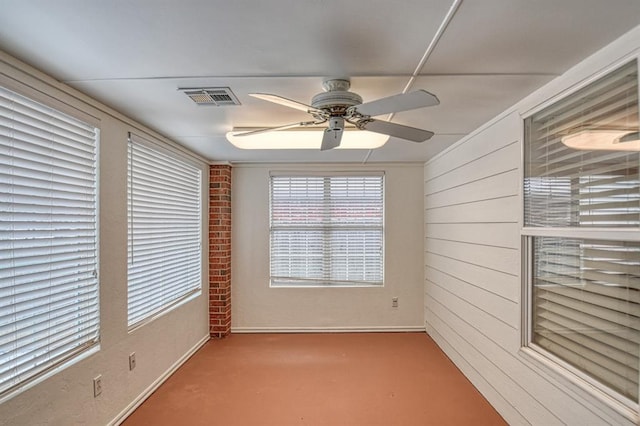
[
  {"x1": 0, "y1": 86, "x2": 99, "y2": 396},
  {"x1": 270, "y1": 174, "x2": 383, "y2": 287},
  {"x1": 524, "y1": 60, "x2": 640, "y2": 228},
  {"x1": 531, "y1": 237, "x2": 639, "y2": 401},
  {"x1": 127, "y1": 135, "x2": 202, "y2": 328},
  {"x1": 271, "y1": 229, "x2": 325, "y2": 284},
  {"x1": 328, "y1": 229, "x2": 383, "y2": 283}
]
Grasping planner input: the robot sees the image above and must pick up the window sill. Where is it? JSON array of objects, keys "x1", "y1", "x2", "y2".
[
  {"x1": 0, "y1": 344, "x2": 100, "y2": 405},
  {"x1": 517, "y1": 346, "x2": 639, "y2": 424},
  {"x1": 270, "y1": 284, "x2": 384, "y2": 289}
]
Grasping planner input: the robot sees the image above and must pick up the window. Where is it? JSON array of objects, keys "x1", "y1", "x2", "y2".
[
  {"x1": 0, "y1": 86, "x2": 99, "y2": 396},
  {"x1": 270, "y1": 173, "x2": 384, "y2": 287},
  {"x1": 127, "y1": 133, "x2": 202, "y2": 328},
  {"x1": 523, "y1": 60, "x2": 639, "y2": 404}
]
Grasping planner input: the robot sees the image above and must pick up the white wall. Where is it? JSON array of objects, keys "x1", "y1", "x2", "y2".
[
  {"x1": 232, "y1": 163, "x2": 425, "y2": 332},
  {"x1": 0, "y1": 53, "x2": 210, "y2": 426},
  {"x1": 424, "y1": 26, "x2": 640, "y2": 425}
]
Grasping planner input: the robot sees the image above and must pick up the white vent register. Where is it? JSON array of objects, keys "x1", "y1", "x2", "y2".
[{"x1": 180, "y1": 87, "x2": 240, "y2": 106}]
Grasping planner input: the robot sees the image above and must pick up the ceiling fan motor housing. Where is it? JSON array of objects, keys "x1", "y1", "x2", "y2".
[{"x1": 311, "y1": 79, "x2": 363, "y2": 114}]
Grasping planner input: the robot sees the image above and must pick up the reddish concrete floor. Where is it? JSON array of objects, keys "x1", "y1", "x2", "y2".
[{"x1": 123, "y1": 333, "x2": 506, "y2": 426}]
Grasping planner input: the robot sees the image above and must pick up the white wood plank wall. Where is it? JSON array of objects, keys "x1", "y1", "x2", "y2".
[{"x1": 423, "y1": 110, "x2": 636, "y2": 425}]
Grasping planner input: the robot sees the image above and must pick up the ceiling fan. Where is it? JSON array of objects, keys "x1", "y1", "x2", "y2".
[{"x1": 233, "y1": 78, "x2": 439, "y2": 150}]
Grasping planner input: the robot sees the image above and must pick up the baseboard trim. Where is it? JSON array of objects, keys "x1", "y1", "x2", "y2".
[
  {"x1": 109, "y1": 334, "x2": 210, "y2": 426},
  {"x1": 231, "y1": 326, "x2": 426, "y2": 333}
]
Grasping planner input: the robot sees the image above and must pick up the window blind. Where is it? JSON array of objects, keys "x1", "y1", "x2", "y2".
[
  {"x1": 525, "y1": 60, "x2": 639, "y2": 228},
  {"x1": 0, "y1": 86, "x2": 99, "y2": 396},
  {"x1": 532, "y1": 237, "x2": 639, "y2": 401},
  {"x1": 524, "y1": 60, "x2": 639, "y2": 402},
  {"x1": 270, "y1": 174, "x2": 383, "y2": 287},
  {"x1": 127, "y1": 134, "x2": 202, "y2": 328}
]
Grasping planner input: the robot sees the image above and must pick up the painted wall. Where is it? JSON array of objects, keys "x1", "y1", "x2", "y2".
[
  {"x1": 231, "y1": 163, "x2": 425, "y2": 331},
  {"x1": 424, "y1": 26, "x2": 640, "y2": 425},
  {"x1": 0, "y1": 53, "x2": 210, "y2": 425}
]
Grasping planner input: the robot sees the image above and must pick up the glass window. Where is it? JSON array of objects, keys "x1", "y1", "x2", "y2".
[
  {"x1": 523, "y1": 60, "x2": 639, "y2": 404},
  {"x1": 127, "y1": 134, "x2": 202, "y2": 328},
  {"x1": 270, "y1": 174, "x2": 384, "y2": 287},
  {"x1": 0, "y1": 86, "x2": 99, "y2": 396}
]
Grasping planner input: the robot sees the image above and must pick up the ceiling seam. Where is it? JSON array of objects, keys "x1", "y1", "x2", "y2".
[
  {"x1": 362, "y1": 0, "x2": 463, "y2": 164},
  {"x1": 400, "y1": 0, "x2": 464, "y2": 95},
  {"x1": 62, "y1": 72, "x2": 558, "y2": 83}
]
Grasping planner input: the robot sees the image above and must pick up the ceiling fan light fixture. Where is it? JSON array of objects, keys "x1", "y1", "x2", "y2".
[
  {"x1": 561, "y1": 129, "x2": 640, "y2": 151},
  {"x1": 226, "y1": 128, "x2": 389, "y2": 150}
]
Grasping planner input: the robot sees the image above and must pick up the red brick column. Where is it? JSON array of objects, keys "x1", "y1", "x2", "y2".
[{"x1": 209, "y1": 164, "x2": 231, "y2": 338}]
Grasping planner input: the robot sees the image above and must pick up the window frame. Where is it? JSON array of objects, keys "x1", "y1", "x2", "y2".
[
  {"x1": 269, "y1": 171, "x2": 385, "y2": 288},
  {"x1": 126, "y1": 132, "x2": 203, "y2": 330},
  {"x1": 0, "y1": 81, "x2": 100, "y2": 400},
  {"x1": 520, "y1": 57, "x2": 640, "y2": 415}
]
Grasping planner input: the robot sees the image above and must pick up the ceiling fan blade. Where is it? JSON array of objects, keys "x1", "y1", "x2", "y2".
[
  {"x1": 232, "y1": 121, "x2": 317, "y2": 137},
  {"x1": 320, "y1": 127, "x2": 344, "y2": 151},
  {"x1": 355, "y1": 90, "x2": 440, "y2": 117},
  {"x1": 249, "y1": 93, "x2": 322, "y2": 114},
  {"x1": 362, "y1": 119, "x2": 434, "y2": 142}
]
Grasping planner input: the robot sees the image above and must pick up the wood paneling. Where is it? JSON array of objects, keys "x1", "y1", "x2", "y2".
[
  {"x1": 425, "y1": 141, "x2": 520, "y2": 195},
  {"x1": 425, "y1": 266, "x2": 519, "y2": 326},
  {"x1": 426, "y1": 238, "x2": 519, "y2": 275},
  {"x1": 424, "y1": 251, "x2": 519, "y2": 302},
  {"x1": 425, "y1": 169, "x2": 519, "y2": 208},
  {"x1": 426, "y1": 222, "x2": 520, "y2": 249},
  {"x1": 425, "y1": 196, "x2": 519, "y2": 224},
  {"x1": 425, "y1": 114, "x2": 521, "y2": 181}
]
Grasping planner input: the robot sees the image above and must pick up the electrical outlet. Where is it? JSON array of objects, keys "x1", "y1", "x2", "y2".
[
  {"x1": 392, "y1": 297, "x2": 398, "y2": 308},
  {"x1": 93, "y1": 375, "x2": 102, "y2": 397},
  {"x1": 129, "y1": 352, "x2": 136, "y2": 371}
]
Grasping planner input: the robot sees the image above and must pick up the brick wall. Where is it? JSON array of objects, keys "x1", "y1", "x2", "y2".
[{"x1": 209, "y1": 165, "x2": 231, "y2": 338}]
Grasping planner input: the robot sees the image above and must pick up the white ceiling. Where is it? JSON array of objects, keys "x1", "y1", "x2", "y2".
[{"x1": 1, "y1": 0, "x2": 639, "y2": 163}]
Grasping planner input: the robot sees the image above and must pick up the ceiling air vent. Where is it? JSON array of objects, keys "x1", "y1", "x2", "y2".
[{"x1": 180, "y1": 87, "x2": 240, "y2": 106}]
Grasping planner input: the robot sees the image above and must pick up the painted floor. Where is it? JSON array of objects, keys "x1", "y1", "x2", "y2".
[{"x1": 123, "y1": 333, "x2": 507, "y2": 425}]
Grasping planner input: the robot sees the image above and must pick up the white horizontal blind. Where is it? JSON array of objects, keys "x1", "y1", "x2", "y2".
[
  {"x1": 532, "y1": 237, "x2": 639, "y2": 401},
  {"x1": 524, "y1": 60, "x2": 639, "y2": 402},
  {"x1": 127, "y1": 134, "x2": 202, "y2": 328},
  {"x1": 0, "y1": 86, "x2": 99, "y2": 396},
  {"x1": 270, "y1": 174, "x2": 383, "y2": 286},
  {"x1": 525, "y1": 60, "x2": 639, "y2": 228}
]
